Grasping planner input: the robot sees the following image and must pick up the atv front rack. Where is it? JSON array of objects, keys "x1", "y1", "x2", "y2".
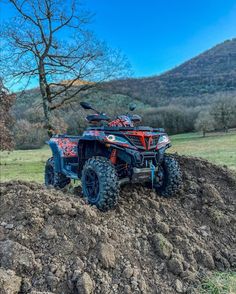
[{"x1": 87, "y1": 126, "x2": 165, "y2": 132}]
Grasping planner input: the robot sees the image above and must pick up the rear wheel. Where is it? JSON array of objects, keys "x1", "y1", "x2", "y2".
[
  {"x1": 45, "y1": 158, "x2": 70, "y2": 189},
  {"x1": 155, "y1": 155, "x2": 182, "y2": 197},
  {"x1": 82, "y1": 157, "x2": 119, "y2": 211}
]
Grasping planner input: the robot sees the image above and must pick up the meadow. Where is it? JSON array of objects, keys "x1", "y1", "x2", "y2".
[
  {"x1": 0, "y1": 131, "x2": 236, "y2": 183},
  {"x1": 170, "y1": 130, "x2": 236, "y2": 171}
]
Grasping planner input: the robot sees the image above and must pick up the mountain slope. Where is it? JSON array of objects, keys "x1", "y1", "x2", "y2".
[
  {"x1": 15, "y1": 38, "x2": 236, "y2": 110},
  {"x1": 105, "y1": 38, "x2": 236, "y2": 107},
  {"x1": 12, "y1": 38, "x2": 236, "y2": 147}
]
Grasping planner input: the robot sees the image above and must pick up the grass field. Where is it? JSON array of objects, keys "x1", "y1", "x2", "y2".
[
  {"x1": 0, "y1": 147, "x2": 51, "y2": 182},
  {"x1": 170, "y1": 131, "x2": 236, "y2": 171},
  {"x1": 0, "y1": 131, "x2": 236, "y2": 183}
]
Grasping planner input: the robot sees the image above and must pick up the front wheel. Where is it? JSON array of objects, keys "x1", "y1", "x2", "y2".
[
  {"x1": 44, "y1": 157, "x2": 70, "y2": 189},
  {"x1": 81, "y1": 157, "x2": 119, "y2": 211},
  {"x1": 155, "y1": 155, "x2": 182, "y2": 197}
]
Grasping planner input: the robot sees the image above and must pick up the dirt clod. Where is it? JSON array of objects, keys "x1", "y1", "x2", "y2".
[
  {"x1": 175, "y1": 279, "x2": 184, "y2": 293},
  {"x1": 42, "y1": 225, "x2": 58, "y2": 240},
  {"x1": 0, "y1": 155, "x2": 235, "y2": 293},
  {"x1": 97, "y1": 242, "x2": 116, "y2": 269},
  {"x1": 76, "y1": 272, "x2": 94, "y2": 294},
  {"x1": 152, "y1": 233, "x2": 173, "y2": 258},
  {"x1": 168, "y1": 255, "x2": 184, "y2": 275},
  {"x1": 0, "y1": 268, "x2": 22, "y2": 294},
  {"x1": 0, "y1": 240, "x2": 37, "y2": 274}
]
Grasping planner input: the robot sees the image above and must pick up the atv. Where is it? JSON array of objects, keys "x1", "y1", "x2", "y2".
[{"x1": 45, "y1": 102, "x2": 182, "y2": 211}]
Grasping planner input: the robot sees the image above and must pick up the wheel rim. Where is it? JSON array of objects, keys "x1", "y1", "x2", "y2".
[{"x1": 84, "y1": 168, "x2": 100, "y2": 203}]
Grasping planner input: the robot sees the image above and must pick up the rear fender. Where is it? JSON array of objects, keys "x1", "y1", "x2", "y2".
[
  {"x1": 47, "y1": 137, "x2": 79, "y2": 173},
  {"x1": 47, "y1": 140, "x2": 63, "y2": 173}
]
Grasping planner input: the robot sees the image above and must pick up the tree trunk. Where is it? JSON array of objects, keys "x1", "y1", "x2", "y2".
[{"x1": 39, "y1": 61, "x2": 54, "y2": 137}]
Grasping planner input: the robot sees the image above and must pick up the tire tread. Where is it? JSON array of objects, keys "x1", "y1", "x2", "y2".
[
  {"x1": 155, "y1": 155, "x2": 182, "y2": 198},
  {"x1": 82, "y1": 156, "x2": 119, "y2": 211}
]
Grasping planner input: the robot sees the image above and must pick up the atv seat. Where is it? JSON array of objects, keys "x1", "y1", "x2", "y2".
[{"x1": 86, "y1": 114, "x2": 110, "y2": 123}]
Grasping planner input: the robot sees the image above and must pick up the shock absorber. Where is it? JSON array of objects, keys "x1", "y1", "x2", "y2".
[{"x1": 110, "y1": 149, "x2": 117, "y2": 165}]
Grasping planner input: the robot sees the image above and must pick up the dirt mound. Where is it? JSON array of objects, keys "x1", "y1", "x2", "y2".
[{"x1": 0, "y1": 156, "x2": 236, "y2": 294}]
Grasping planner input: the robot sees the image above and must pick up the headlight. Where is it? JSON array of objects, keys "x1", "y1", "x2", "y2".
[
  {"x1": 158, "y1": 135, "x2": 170, "y2": 144},
  {"x1": 106, "y1": 135, "x2": 130, "y2": 145},
  {"x1": 157, "y1": 134, "x2": 170, "y2": 147},
  {"x1": 106, "y1": 134, "x2": 116, "y2": 141}
]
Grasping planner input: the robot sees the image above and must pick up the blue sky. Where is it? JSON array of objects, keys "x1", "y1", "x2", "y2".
[{"x1": 1, "y1": 0, "x2": 236, "y2": 77}]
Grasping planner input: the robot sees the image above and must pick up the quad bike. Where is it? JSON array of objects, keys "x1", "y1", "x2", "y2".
[{"x1": 45, "y1": 102, "x2": 182, "y2": 211}]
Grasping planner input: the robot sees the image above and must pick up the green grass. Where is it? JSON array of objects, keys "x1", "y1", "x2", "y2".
[
  {"x1": 198, "y1": 272, "x2": 236, "y2": 294},
  {"x1": 0, "y1": 147, "x2": 51, "y2": 182},
  {"x1": 0, "y1": 131, "x2": 236, "y2": 183},
  {"x1": 169, "y1": 131, "x2": 236, "y2": 171}
]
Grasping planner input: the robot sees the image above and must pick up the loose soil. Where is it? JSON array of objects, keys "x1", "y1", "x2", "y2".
[{"x1": 0, "y1": 156, "x2": 235, "y2": 294}]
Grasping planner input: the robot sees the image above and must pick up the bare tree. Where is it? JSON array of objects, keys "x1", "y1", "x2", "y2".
[
  {"x1": 0, "y1": 79, "x2": 16, "y2": 150},
  {"x1": 194, "y1": 111, "x2": 215, "y2": 137},
  {"x1": 211, "y1": 95, "x2": 235, "y2": 132},
  {"x1": 0, "y1": 0, "x2": 130, "y2": 135}
]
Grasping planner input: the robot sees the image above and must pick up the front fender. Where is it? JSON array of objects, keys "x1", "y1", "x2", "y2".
[{"x1": 156, "y1": 145, "x2": 170, "y2": 164}]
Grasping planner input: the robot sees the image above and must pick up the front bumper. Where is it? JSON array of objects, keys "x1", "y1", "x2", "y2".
[
  {"x1": 132, "y1": 166, "x2": 158, "y2": 182},
  {"x1": 123, "y1": 145, "x2": 169, "y2": 167},
  {"x1": 119, "y1": 166, "x2": 158, "y2": 185}
]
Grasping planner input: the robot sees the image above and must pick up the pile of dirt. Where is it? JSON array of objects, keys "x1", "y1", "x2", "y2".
[{"x1": 0, "y1": 156, "x2": 236, "y2": 294}]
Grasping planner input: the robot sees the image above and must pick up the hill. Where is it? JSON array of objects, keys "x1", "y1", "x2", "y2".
[
  {"x1": 0, "y1": 156, "x2": 236, "y2": 293},
  {"x1": 104, "y1": 38, "x2": 236, "y2": 107},
  {"x1": 11, "y1": 38, "x2": 236, "y2": 148},
  {"x1": 16, "y1": 38, "x2": 236, "y2": 112}
]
